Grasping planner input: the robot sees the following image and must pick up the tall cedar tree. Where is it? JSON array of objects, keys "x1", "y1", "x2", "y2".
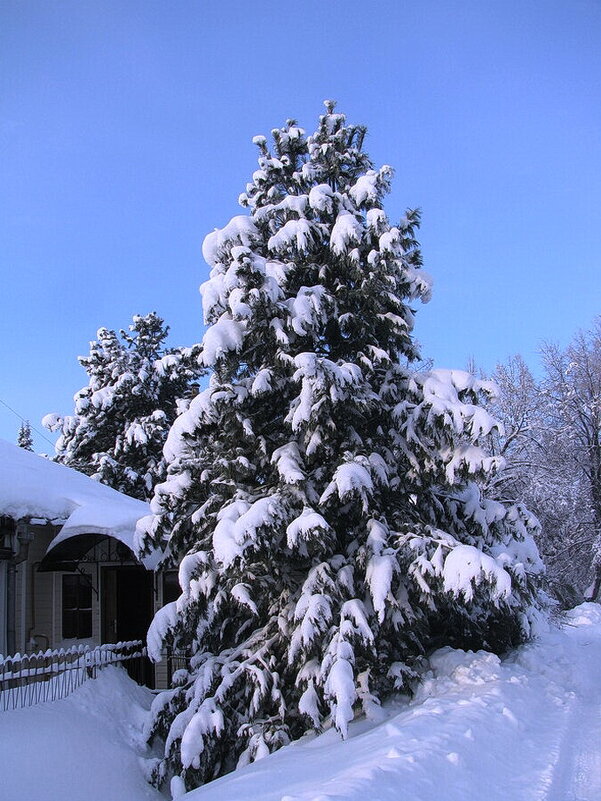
[
  {"x1": 138, "y1": 104, "x2": 543, "y2": 791},
  {"x1": 44, "y1": 313, "x2": 200, "y2": 500}
]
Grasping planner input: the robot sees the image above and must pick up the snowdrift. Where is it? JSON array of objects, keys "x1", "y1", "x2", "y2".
[
  {"x1": 1, "y1": 605, "x2": 600, "y2": 801},
  {"x1": 181, "y1": 603, "x2": 601, "y2": 801}
]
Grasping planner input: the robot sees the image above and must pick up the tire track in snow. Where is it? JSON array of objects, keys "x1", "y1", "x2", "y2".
[{"x1": 540, "y1": 629, "x2": 601, "y2": 801}]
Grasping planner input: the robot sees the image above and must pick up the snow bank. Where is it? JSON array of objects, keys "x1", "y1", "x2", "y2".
[
  {"x1": 179, "y1": 604, "x2": 601, "y2": 801},
  {"x1": 0, "y1": 666, "x2": 162, "y2": 801},
  {"x1": 4, "y1": 603, "x2": 601, "y2": 801}
]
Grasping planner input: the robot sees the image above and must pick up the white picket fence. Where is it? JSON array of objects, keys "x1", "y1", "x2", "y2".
[{"x1": 0, "y1": 640, "x2": 146, "y2": 711}]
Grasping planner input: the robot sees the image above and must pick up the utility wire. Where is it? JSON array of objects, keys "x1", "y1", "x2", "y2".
[{"x1": 0, "y1": 397, "x2": 57, "y2": 449}]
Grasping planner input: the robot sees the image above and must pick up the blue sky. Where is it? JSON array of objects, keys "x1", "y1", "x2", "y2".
[{"x1": 2, "y1": 0, "x2": 600, "y2": 452}]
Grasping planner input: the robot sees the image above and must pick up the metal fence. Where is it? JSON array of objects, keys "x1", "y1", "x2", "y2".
[
  {"x1": 165, "y1": 646, "x2": 191, "y2": 686},
  {"x1": 0, "y1": 640, "x2": 146, "y2": 712}
]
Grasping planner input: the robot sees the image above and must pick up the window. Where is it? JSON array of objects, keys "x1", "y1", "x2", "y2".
[
  {"x1": 0, "y1": 516, "x2": 15, "y2": 559},
  {"x1": 62, "y1": 574, "x2": 92, "y2": 639},
  {"x1": 163, "y1": 571, "x2": 180, "y2": 604}
]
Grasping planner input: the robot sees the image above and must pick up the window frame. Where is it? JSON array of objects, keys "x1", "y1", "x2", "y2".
[{"x1": 61, "y1": 573, "x2": 93, "y2": 640}]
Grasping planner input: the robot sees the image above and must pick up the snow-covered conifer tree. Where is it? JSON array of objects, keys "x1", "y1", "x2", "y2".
[
  {"x1": 17, "y1": 420, "x2": 33, "y2": 451},
  {"x1": 139, "y1": 103, "x2": 543, "y2": 791},
  {"x1": 44, "y1": 312, "x2": 200, "y2": 500}
]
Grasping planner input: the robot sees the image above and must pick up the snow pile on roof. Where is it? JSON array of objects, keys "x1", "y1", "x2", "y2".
[{"x1": 0, "y1": 439, "x2": 153, "y2": 565}]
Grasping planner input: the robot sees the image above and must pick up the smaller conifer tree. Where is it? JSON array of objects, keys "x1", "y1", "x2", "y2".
[
  {"x1": 44, "y1": 312, "x2": 201, "y2": 500},
  {"x1": 17, "y1": 420, "x2": 33, "y2": 451}
]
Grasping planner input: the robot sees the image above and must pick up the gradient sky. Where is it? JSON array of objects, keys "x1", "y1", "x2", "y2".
[{"x1": 2, "y1": 0, "x2": 601, "y2": 452}]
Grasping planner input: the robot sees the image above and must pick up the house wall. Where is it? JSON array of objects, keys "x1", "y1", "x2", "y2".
[
  {"x1": 0, "y1": 561, "x2": 7, "y2": 656},
  {"x1": 41, "y1": 540, "x2": 128, "y2": 651},
  {"x1": 12, "y1": 525, "x2": 55, "y2": 653},
  {"x1": 6, "y1": 524, "x2": 175, "y2": 690},
  {"x1": 12, "y1": 531, "x2": 127, "y2": 654}
]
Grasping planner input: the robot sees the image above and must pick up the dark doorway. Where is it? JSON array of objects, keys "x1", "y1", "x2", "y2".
[{"x1": 101, "y1": 566, "x2": 154, "y2": 686}]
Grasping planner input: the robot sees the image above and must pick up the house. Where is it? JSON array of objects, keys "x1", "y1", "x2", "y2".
[{"x1": 0, "y1": 439, "x2": 176, "y2": 686}]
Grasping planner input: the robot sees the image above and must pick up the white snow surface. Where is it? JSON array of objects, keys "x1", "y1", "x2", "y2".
[
  {"x1": 3, "y1": 605, "x2": 601, "y2": 801},
  {"x1": 201, "y1": 215, "x2": 259, "y2": 267},
  {"x1": 442, "y1": 543, "x2": 512, "y2": 601},
  {"x1": 180, "y1": 604, "x2": 601, "y2": 801},
  {"x1": 0, "y1": 439, "x2": 156, "y2": 566},
  {"x1": 200, "y1": 316, "x2": 245, "y2": 367},
  {"x1": 330, "y1": 212, "x2": 363, "y2": 255},
  {"x1": 0, "y1": 666, "x2": 161, "y2": 801}
]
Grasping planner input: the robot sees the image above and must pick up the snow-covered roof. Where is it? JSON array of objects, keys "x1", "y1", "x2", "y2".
[{"x1": 0, "y1": 439, "x2": 156, "y2": 568}]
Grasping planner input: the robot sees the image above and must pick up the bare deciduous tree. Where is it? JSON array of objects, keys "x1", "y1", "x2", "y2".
[
  {"x1": 485, "y1": 320, "x2": 601, "y2": 604},
  {"x1": 540, "y1": 320, "x2": 601, "y2": 600}
]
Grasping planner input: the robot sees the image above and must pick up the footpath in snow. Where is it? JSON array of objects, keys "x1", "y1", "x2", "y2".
[{"x1": 1, "y1": 604, "x2": 600, "y2": 801}]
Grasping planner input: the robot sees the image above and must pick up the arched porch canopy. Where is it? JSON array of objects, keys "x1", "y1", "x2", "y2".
[
  {"x1": 38, "y1": 532, "x2": 141, "y2": 572},
  {"x1": 39, "y1": 504, "x2": 159, "y2": 572}
]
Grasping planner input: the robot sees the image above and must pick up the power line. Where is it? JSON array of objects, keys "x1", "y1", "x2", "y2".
[{"x1": 0, "y1": 397, "x2": 57, "y2": 449}]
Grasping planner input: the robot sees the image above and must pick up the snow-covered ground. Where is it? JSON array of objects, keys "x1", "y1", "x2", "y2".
[
  {"x1": 1, "y1": 604, "x2": 600, "y2": 801},
  {"x1": 0, "y1": 666, "x2": 162, "y2": 801}
]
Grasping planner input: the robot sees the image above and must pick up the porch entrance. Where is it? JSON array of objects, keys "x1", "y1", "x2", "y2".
[{"x1": 101, "y1": 566, "x2": 154, "y2": 686}]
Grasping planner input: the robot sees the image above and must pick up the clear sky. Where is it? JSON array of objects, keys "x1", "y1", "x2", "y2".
[{"x1": 2, "y1": 0, "x2": 600, "y2": 452}]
